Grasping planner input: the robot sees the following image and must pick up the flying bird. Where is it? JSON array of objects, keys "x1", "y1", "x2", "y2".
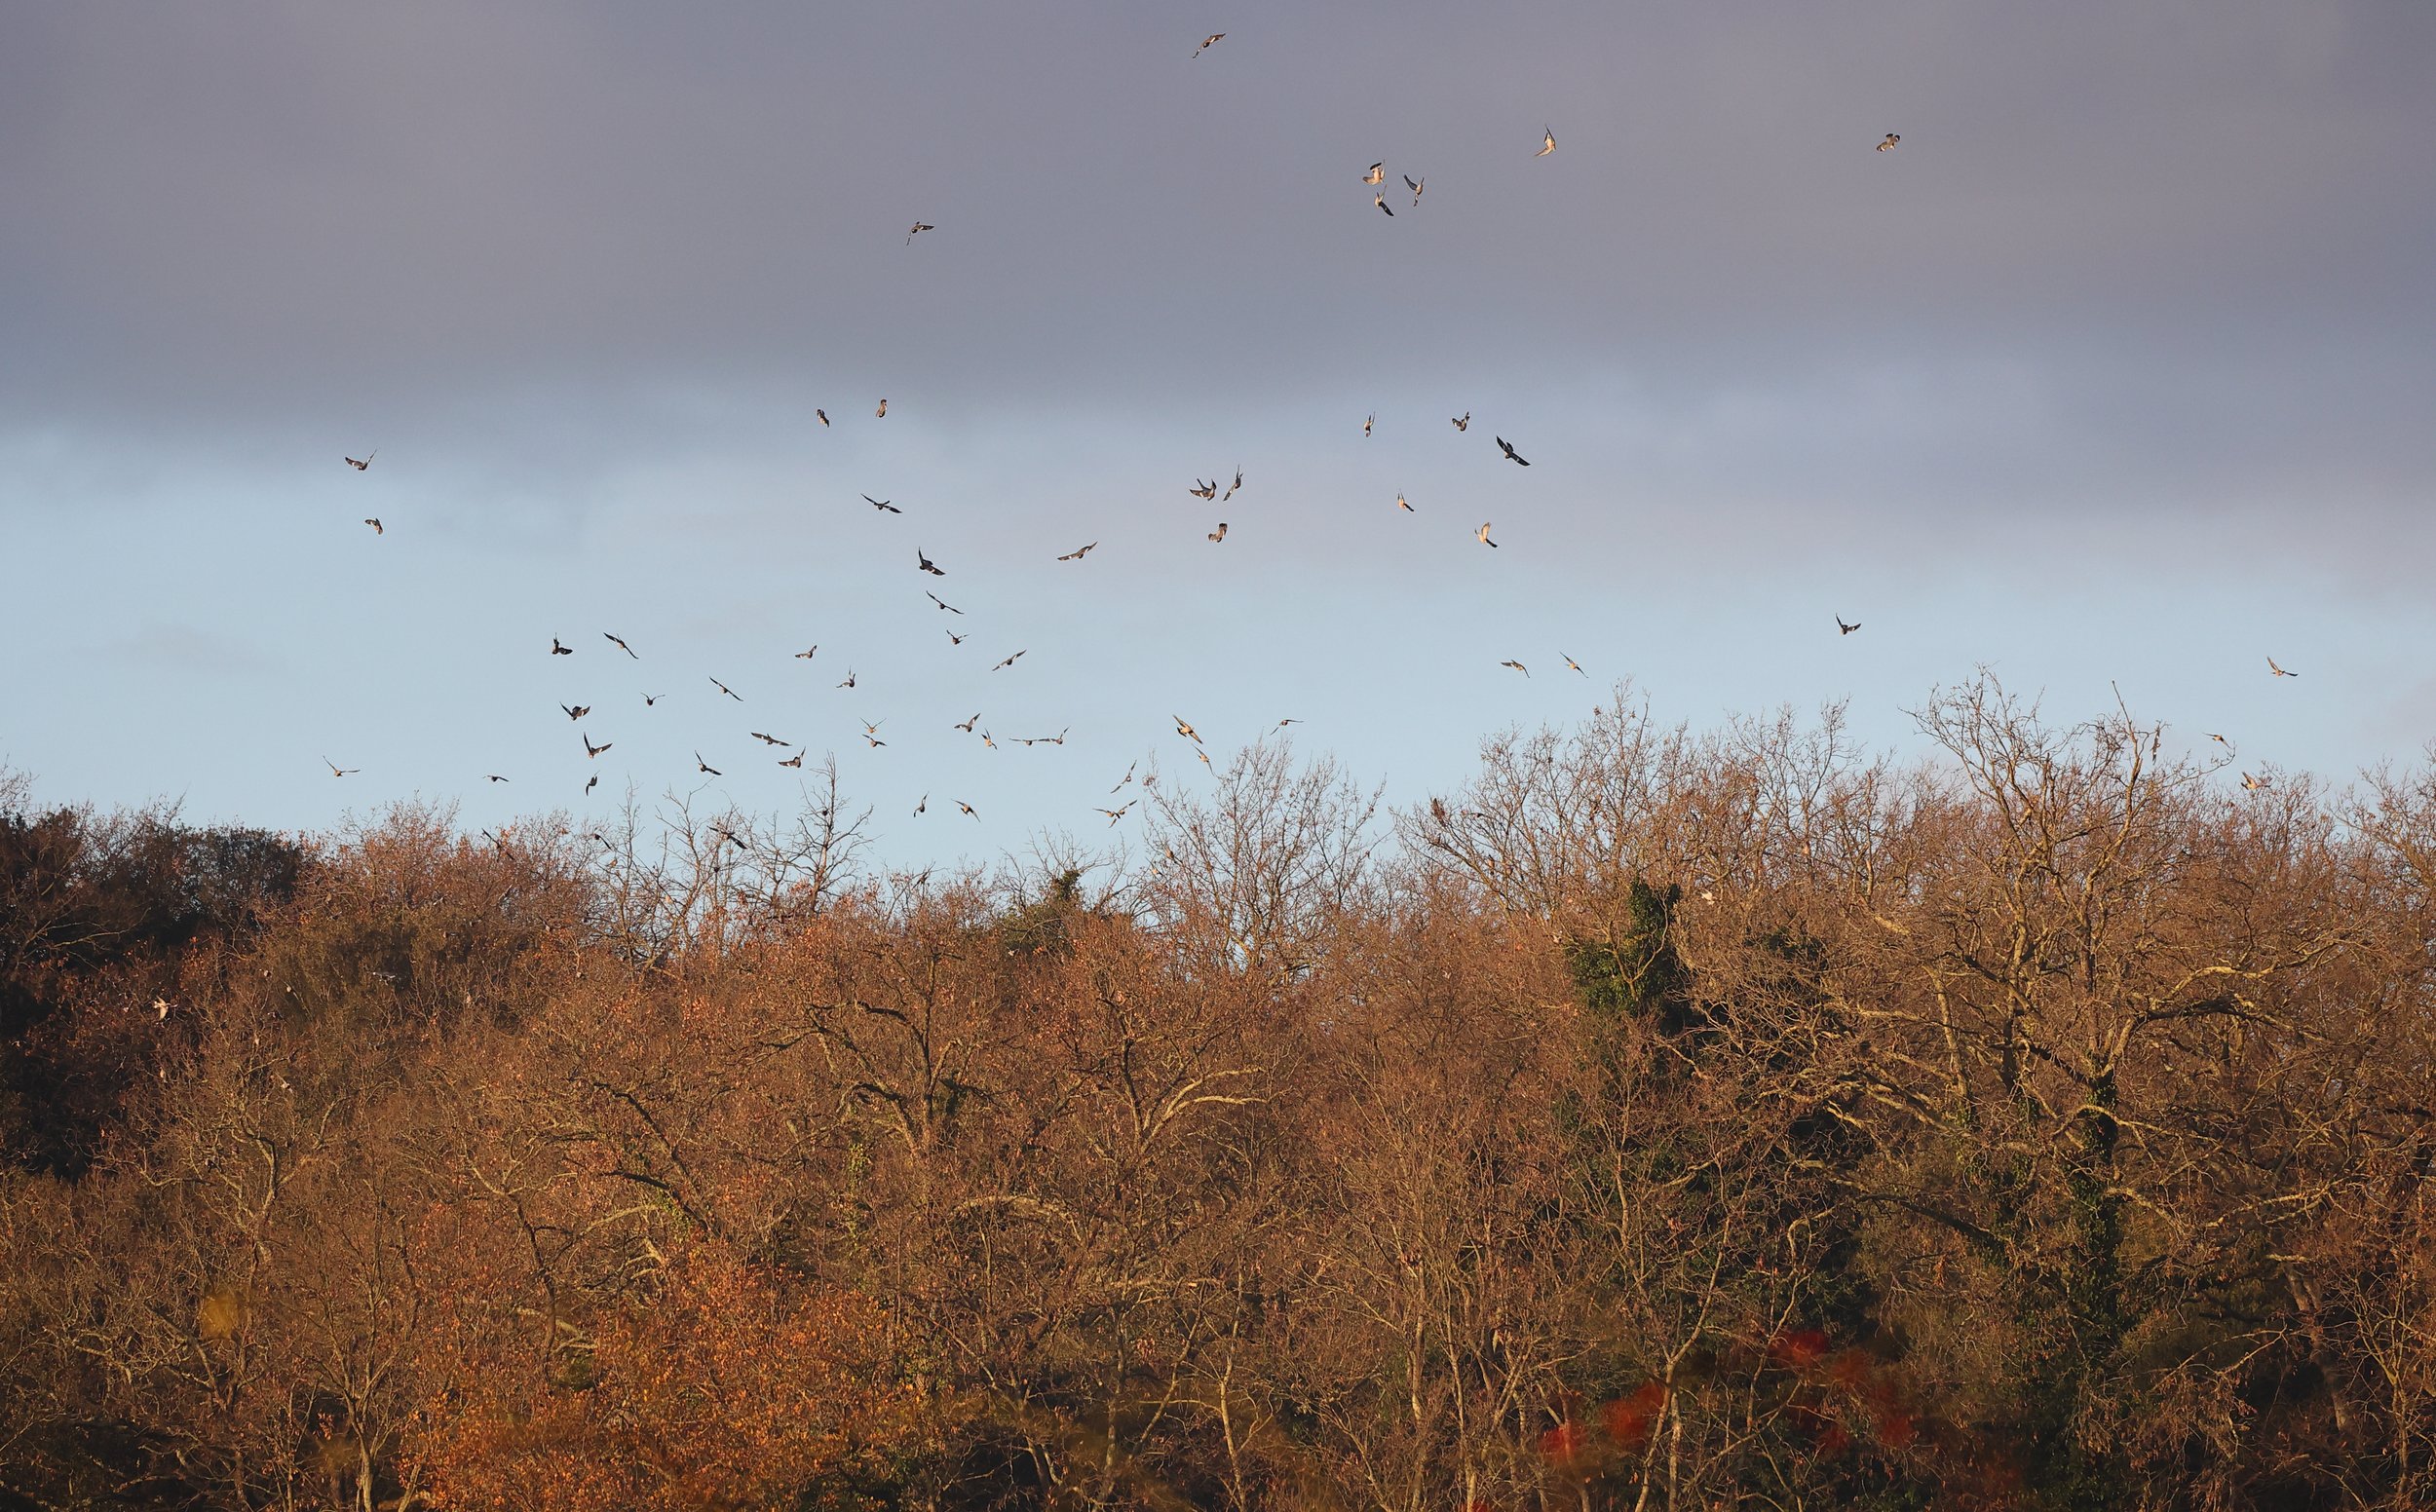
[
  {"x1": 642, "y1": 692, "x2": 664, "y2": 706},
  {"x1": 875, "y1": 398, "x2": 888, "y2": 417},
  {"x1": 957, "y1": 800, "x2": 979, "y2": 818},
  {"x1": 1222, "y1": 467, "x2": 1243, "y2": 502},
  {"x1": 1174, "y1": 715, "x2": 1201, "y2": 743},
  {"x1": 709, "y1": 676, "x2": 742, "y2": 700},
  {"x1": 1193, "y1": 32, "x2": 1224, "y2": 57},
  {"x1": 837, "y1": 669, "x2": 857, "y2": 689},
  {"x1": 695, "y1": 752, "x2": 721, "y2": 775},
  {"x1": 1207, "y1": 522, "x2": 1229, "y2": 543},
  {"x1": 1836, "y1": 616, "x2": 1861, "y2": 635},
  {"x1": 1877, "y1": 133, "x2": 1901, "y2": 152},
  {"x1": 1190, "y1": 478, "x2": 1219, "y2": 500},
  {"x1": 1111, "y1": 762, "x2": 1136, "y2": 792},
  {"x1": 1495, "y1": 435, "x2": 1529, "y2": 466},
  {"x1": 561, "y1": 703, "x2": 590, "y2": 721},
  {"x1": 551, "y1": 638, "x2": 574, "y2": 656},
  {"x1": 928, "y1": 591, "x2": 963, "y2": 614},
  {"x1": 486, "y1": 775, "x2": 510, "y2": 784},
  {"x1": 750, "y1": 732, "x2": 788, "y2": 746},
  {"x1": 916, "y1": 548, "x2": 946, "y2": 576},
  {"x1": 2267, "y1": 656, "x2": 2299, "y2": 678},
  {"x1": 795, "y1": 646, "x2": 818, "y2": 660},
  {"x1": 322, "y1": 757, "x2": 359, "y2": 777},
  {"x1": 1363, "y1": 163, "x2": 1385, "y2": 185},
  {"x1": 1564, "y1": 655, "x2": 1586, "y2": 676},
  {"x1": 863, "y1": 734, "x2": 887, "y2": 749},
  {"x1": 979, "y1": 731, "x2": 997, "y2": 749},
  {"x1": 584, "y1": 734, "x2": 612, "y2": 758},
  {"x1": 1537, "y1": 127, "x2": 1556, "y2": 157},
  {"x1": 864, "y1": 495, "x2": 901, "y2": 513},
  {"x1": 816, "y1": 408, "x2": 829, "y2": 427},
  {"x1": 906, "y1": 221, "x2": 934, "y2": 245},
  {"x1": 954, "y1": 713, "x2": 981, "y2": 732},
  {"x1": 946, "y1": 629, "x2": 968, "y2": 645},
  {"x1": 1374, "y1": 192, "x2": 1395, "y2": 217},
  {"x1": 363, "y1": 517, "x2": 383, "y2": 535},
  {"x1": 1395, "y1": 491, "x2": 1412, "y2": 512},
  {"x1": 1501, "y1": 660, "x2": 1530, "y2": 677},
  {"x1": 992, "y1": 650, "x2": 1028, "y2": 671},
  {"x1": 604, "y1": 632, "x2": 637, "y2": 658},
  {"x1": 1451, "y1": 412, "x2": 1469, "y2": 432},
  {"x1": 914, "y1": 794, "x2": 927, "y2": 816},
  {"x1": 1097, "y1": 803, "x2": 1134, "y2": 826},
  {"x1": 2241, "y1": 773, "x2": 2270, "y2": 791},
  {"x1": 1276, "y1": 717, "x2": 1300, "y2": 727},
  {"x1": 585, "y1": 774, "x2": 598, "y2": 795},
  {"x1": 1056, "y1": 542, "x2": 1098, "y2": 561},
  {"x1": 2206, "y1": 733, "x2": 2234, "y2": 749},
  {"x1": 1364, "y1": 413, "x2": 1375, "y2": 437},
  {"x1": 1405, "y1": 173, "x2": 1424, "y2": 206},
  {"x1": 780, "y1": 751, "x2": 804, "y2": 769},
  {"x1": 345, "y1": 450, "x2": 376, "y2": 472},
  {"x1": 1476, "y1": 521, "x2": 1498, "y2": 548}
]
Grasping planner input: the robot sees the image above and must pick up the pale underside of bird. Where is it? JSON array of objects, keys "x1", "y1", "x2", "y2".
[
  {"x1": 323, "y1": 757, "x2": 358, "y2": 777},
  {"x1": 1363, "y1": 163, "x2": 1384, "y2": 185},
  {"x1": 604, "y1": 632, "x2": 637, "y2": 658},
  {"x1": 906, "y1": 221, "x2": 933, "y2": 245},
  {"x1": 1405, "y1": 174, "x2": 1424, "y2": 206},
  {"x1": 346, "y1": 449, "x2": 376, "y2": 471},
  {"x1": 1476, "y1": 522, "x2": 1497, "y2": 548},
  {"x1": 2267, "y1": 657, "x2": 2299, "y2": 678},
  {"x1": 816, "y1": 408, "x2": 828, "y2": 427},
  {"x1": 780, "y1": 752, "x2": 804, "y2": 768},
  {"x1": 1537, "y1": 127, "x2": 1556, "y2": 157},
  {"x1": 1396, "y1": 491, "x2": 1412, "y2": 512},
  {"x1": 946, "y1": 629, "x2": 968, "y2": 645},
  {"x1": 1098, "y1": 802, "x2": 1134, "y2": 826},
  {"x1": 695, "y1": 752, "x2": 721, "y2": 775},
  {"x1": 795, "y1": 646, "x2": 818, "y2": 660},
  {"x1": 875, "y1": 398, "x2": 889, "y2": 417},
  {"x1": 1222, "y1": 467, "x2": 1242, "y2": 502},
  {"x1": 1374, "y1": 191, "x2": 1394, "y2": 217},
  {"x1": 955, "y1": 713, "x2": 980, "y2": 732},
  {"x1": 710, "y1": 676, "x2": 742, "y2": 700},
  {"x1": 1193, "y1": 32, "x2": 1223, "y2": 57},
  {"x1": 1207, "y1": 522, "x2": 1228, "y2": 543},
  {"x1": 1111, "y1": 762, "x2": 1135, "y2": 792},
  {"x1": 584, "y1": 735, "x2": 612, "y2": 758},
  {"x1": 865, "y1": 495, "x2": 901, "y2": 513},
  {"x1": 957, "y1": 800, "x2": 978, "y2": 818},
  {"x1": 1564, "y1": 655, "x2": 1585, "y2": 675},
  {"x1": 1057, "y1": 542, "x2": 1097, "y2": 561},
  {"x1": 1878, "y1": 133, "x2": 1900, "y2": 151},
  {"x1": 916, "y1": 548, "x2": 945, "y2": 576},
  {"x1": 363, "y1": 517, "x2": 382, "y2": 535},
  {"x1": 1174, "y1": 715, "x2": 1200, "y2": 743},
  {"x1": 2241, "y1": 773, "x2": 2270, "y2": 791},
  {"x1": 1838, "y1": 617, "x2": 1861, "y2": 635},
  {"x1": 1502, "y1": 660, "x2": 1529, "y2": 677},
  {"x1": 1190, "y1": 478, "x2": 1218, "y2": 500},
  {"x1": 1451, "y1": 412, "x2": 1468, "y2": 432},
  {"x1": 1364, "y1": 413, "x2": 1374, "y2": 437},
  {"x1": 837, "y1": 670, "x2": 857, "y2": 689},
  {"x1": 1496, "y1": 435, "x2": 1529, "y2": 466}
]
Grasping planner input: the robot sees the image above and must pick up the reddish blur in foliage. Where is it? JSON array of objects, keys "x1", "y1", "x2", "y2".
[
  {"x1": 1768, "y1": 1327, "x2": 1830, "y2": 1372},
  {"x1": 1538, "y1": 1418, "x2": 1590, "y2": 1466},
  {"x1": 1599, "y1": 1380, "x2": 1666, "y2": 1451},
  {"x1": 413, "y1": 1240, "x2": 917, "y2": 1511}
]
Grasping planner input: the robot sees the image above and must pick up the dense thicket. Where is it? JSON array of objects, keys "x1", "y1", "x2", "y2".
[{"x1": 4, "y1": 682, "x2": 2433, "y2": 1512}]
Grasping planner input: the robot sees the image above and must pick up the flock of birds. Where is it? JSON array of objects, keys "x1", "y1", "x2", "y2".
[{"x1": 309, "y1": 33, "x2": 2303, "y2": 839}]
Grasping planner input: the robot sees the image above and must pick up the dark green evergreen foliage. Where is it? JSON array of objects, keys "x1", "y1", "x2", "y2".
[
  {"x1": 1564, "y1": 877, "x2": 1690, "y2": 1033},
  {"x1": 0, "y1": 797, "x2": 302, "y2": 1172}
]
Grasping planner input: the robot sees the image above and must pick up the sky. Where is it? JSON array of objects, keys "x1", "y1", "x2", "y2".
[{"x1": 4, "y1": 1, "x2": 2433, "y2": 869}]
